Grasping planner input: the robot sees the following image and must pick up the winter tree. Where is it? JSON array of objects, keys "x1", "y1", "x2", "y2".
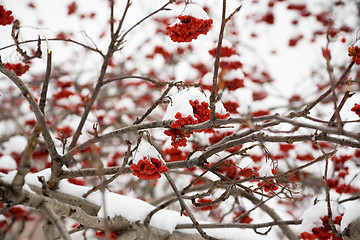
[{"x1": 0, "y1": 0, "x2": 360, "y2": 239}]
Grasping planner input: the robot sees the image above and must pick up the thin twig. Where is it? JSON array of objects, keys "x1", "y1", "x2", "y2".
[
  {"x1": 176, "y1": 220, "x2": 302, "y2": 230},
  {"x1": 164, "y1": 172, "x2": 219, "y2": 240},
  {"x1": 1, "y1": 37, "x2": 103, "y2": 56},
  {"x1": 39, "y1": 51, "x2": 52, "y2": 114},
  {"x1": 210, "y1": 0, "x2": 227, "y2": 121},
  {"x1": 82, "y1": 141, "x2": 132, "y2": 198}
]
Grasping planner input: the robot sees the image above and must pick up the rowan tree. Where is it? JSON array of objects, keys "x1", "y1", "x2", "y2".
[{"x1": 0, "y1": 0, "x2": 360, "y2": 240}]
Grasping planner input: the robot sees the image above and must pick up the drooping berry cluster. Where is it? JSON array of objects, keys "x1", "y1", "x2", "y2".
[
  {"x1": 4, "y1": 63, "x2": 30, "y2": 76},
  {"x1": 164, "y1": 100, "x2": 229, "y2": 148},
  {"x1": 0, "y1": 5, "x2": 14, "y2": 26},
  {"x1": 190, "y1": 99, "x2": 211, "y2": 123},
  {"x1": 164, "y1": 112, "x2": 195, "y2": 148},
  {"x1": 257, "y1": 179, "x2": 278, "y2": 192},
  {"x1": 298, "y1": 214, "x2": 343, "y2": 240},
  {"x1": 166, "y1": 15, "x2": 213, "y2": 43},
  {"x1": 130, "y1": 157, "x2": 169, "y2": 180},
  {"x1": 351, "y1": 103, "x2": 360, "y2": 117},
  {"x1": 348, "y1": 46, "x2": 360, "y2": 65}
]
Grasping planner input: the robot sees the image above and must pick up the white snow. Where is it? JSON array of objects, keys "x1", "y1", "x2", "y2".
[
  {"x1": 131, "y1": 139, "x2": 164, "y2": 164},
  {"x1": 0, "y1": 155, "x2": 17, "y2": 170},
  {"x1": 181, "y1": 4, "x2": 211, "y2": 20},
  {"x1": 257, "y1": 160, "x2": 273, "y2": 177},
  {"x1": 163, "y1": 88, "x2": 207, "y2": 121},
  {"x1": 2, "y1": 136, "x2": 28, "y2": 154},
  {"x1": 341, "y1": 203, "x2": 360, "y2": 231},
  {"x1": 163, "y1": 88, "x2": 228, "y2": 121}
]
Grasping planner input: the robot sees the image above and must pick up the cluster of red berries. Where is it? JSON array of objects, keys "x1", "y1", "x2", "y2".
[
  {"x1": 164, "y1": 100, "x2": 230, "y2": 148},
  {"x1": 351, "y1": 103, "x2": 360, "y2": 117},
  {"x1": 208, "y1": 46, "x2": 236, "y2": 57},
  {"x1": 257, "y1": 179, "x2": 278, "y2": 192},
  {"x1": 190, "y1": 99, "x2": 211, "y2": 123},
  {"x1": 164, "y1": 112, "x2": 195, "y2": 148},
  {"x1": 166, "y1": 15, "x2": 213, "y2": 42},
  {"x1": 0, "y1": 5, "x2": 14, "y2": 26},
  {"x1": 299, "y1": 215, "x2": 343, "y2": 240},
  {"x1": 348, "y1": 46, "x2": 360, "y2": 65},
  {"x1": 130, "y1": 157, "x2": 169, "y2": 180},
  {"x1": 95, "y1": 230, "x2": 119, "y2": 240},
  {"x1": 233, "y1": 210, "x2": 253, "y2": 223},
  {"x1": 4, "y1": 63, "x2": 30, "y2": 76}
]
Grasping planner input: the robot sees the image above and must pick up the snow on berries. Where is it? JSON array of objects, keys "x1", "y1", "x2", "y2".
[
  {"x1": 0, "y1": 5, "x2": 14, "y2": 26},
  {"x1": 166, "y1": 4, "x2": 213, "y2": 43},
  {"x1": 298, "y1": 202, "x2": 344, "y2": 240},
  {"x1": 130, "y1": 138, "x2": 168, "y2": 180}
]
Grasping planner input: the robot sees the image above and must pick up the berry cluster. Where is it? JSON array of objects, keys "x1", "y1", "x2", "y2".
[
  {"x1": 190, "y1": 99, "x2": 211, "y2": 123},
  {"x1": 164, "y1": 112, "x2": 195, "y2": 148},
  {"x1": 351, "y1": 103, "x2": 360, "y2": 117},
  {"x1": 208, "y1": 46, "x2": 236, "y2": 57},
  {"x1": 298, "y1": 215, "x2": 343, "y2": 240},
  {"x1": 166, "y1": 15, "x2": 213, "y2": 43},
  {"x1": 130, "y1": 157, "x2": 169, "y2": 180},
  {"x1": 4, "y1": 63, "x2": 30, "y2": 76},
  {"x1": 348, "y1": 46, "x2": 360, "y2": 65},
  {"x1": 164, "y1": 100, "x2": 230, "y2": 148},
  {"x1": 257, "y1": 179, "x2": 278, "y2": 192},
  {"x1": 0, "y1": 5, "x2": 14, "y2": 26}
]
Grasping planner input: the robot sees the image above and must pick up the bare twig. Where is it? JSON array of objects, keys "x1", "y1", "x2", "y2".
[
  {"x1": 210, "y1": 0, "x2": 227, "y2": 121},
  {"x1": 164, "y1": 172, "x2": 219, "y2": 240},
  {"x1": 176, "y1": 219, "x2": 302, "y2": 230},
  {"x1": 39, "y1": 51, "x2": 52, "y2": 114},
  {"x1": 82, "y1": 141, "x2": 132, "y2": 198}
]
